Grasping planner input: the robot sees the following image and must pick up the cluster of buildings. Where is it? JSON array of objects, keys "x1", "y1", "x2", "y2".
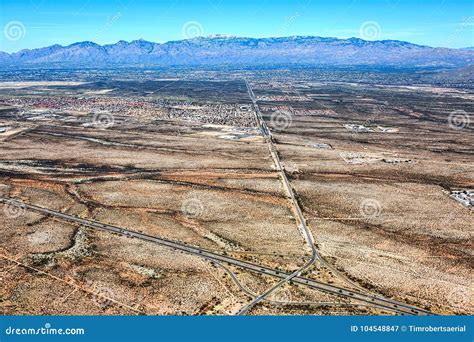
[
  {"x1": 3, "y1": 96, "x2": 255, "y2": 128},
  {"x1": 343, "y1": 123, "x2": 398, "y2": 133},
  {"x1": 256, "y1": 95, "x2": 307, "y2": 102},
  {"x1": 167, "y1": 103, "x2": 254, "y2": 127},
  {"x1": 0, "y1": 125, "x2": 11, "y2": 133},
  {"x1": 450, "y1": 190, "x2": 473, "y2": 208},
  {"x1": 4, "y1": 96, "x2": 160, "y2": 115}
]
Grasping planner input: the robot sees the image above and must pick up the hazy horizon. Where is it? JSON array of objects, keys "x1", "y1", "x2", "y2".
[{"x1": 1, "y1": 0, "x2": 473, "y2": 53}]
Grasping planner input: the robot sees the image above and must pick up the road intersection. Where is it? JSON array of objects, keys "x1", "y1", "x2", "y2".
[{"x1": 0, "y1": 197, "x2": 432, "y2": 315}]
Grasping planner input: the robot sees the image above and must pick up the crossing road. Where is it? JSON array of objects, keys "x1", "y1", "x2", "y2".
[{"x1": 1, "y1": 197, "x2": 432, "y2": 316}]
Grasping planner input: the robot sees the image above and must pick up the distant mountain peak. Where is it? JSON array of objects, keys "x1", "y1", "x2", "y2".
[
  {"x1": 69, "y1": 41, "x2": 100, "y2": 48},
  {"x1": 206, "y1": 34, "x2": 236, "y2": 39}
]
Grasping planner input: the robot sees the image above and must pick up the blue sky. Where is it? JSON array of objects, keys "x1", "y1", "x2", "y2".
[{"x1": 0, "y1": 0, "x2": 473, "y2": 52}]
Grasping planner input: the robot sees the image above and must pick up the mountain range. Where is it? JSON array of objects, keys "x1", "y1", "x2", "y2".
[{"x1": 1, "y1": 36, "x2": 473, "y2": 68}]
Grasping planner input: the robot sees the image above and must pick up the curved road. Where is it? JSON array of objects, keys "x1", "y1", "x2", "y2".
[{"x1": 0, "y1": 197, "x2": 432, "y2": 315}]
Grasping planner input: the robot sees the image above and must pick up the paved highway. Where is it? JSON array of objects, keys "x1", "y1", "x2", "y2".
[
  {"x1": 237, "y1": 80, "x2": 318, "y2": 314},
  {"x1": 0, "y1": 197, "x2": 432, "y2": 315},
  {"x1": 241, "y1": 80, "x2": 367, "y2": 313},
  {"x1": 240, "y1": 80, "x2": 432, "y2": 315}
]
